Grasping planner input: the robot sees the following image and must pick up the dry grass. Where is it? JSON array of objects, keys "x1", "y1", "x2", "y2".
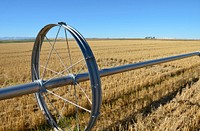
[
  {"x1": 0, "y1": 39, "x2": 200, "y2": 130},
  {"x1": 133, "y1": 80, "x2": 200, "y2": 131}
]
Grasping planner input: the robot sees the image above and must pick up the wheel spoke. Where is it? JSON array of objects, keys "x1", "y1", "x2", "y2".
[
  {"x1": 46, "y1": 89, "x2": 91, "y2": 113},
  {"x1": 76, "y1": 82, "x2": 92, "y2": 105},
  {"x1": 33, "y1": 64, "x2": 39, "y2": 80},
  {"x1": 74, "y1": 84, "x2": 80, "y2": 130},
  {"x1": 40, "y1": 65, "x2": 66, "y2": 77},
  {"x1": 75, "y1": 62, "x2": 87, "y2": 75},
  {"x1": 43, "y1": 58, "x2": 85, "y2": 85},
  {"x1": 44, "y1": 92, "x2": 62, "y2": 120},
  {"x1": 45, "y1": 36, "x2": 70, "y2": 74},
  {"x1": 65, "y1": 29, "x2": 73, "y2": 73},
  {"x1": 43, "y1": 92, "x2": 71, "y2": 130},
  {"x1": 41, "y1": 26, "x2": 62, "y2": 80},
  {"x1": 59, "y1": 98, "x2": 68, "y2": 119}
]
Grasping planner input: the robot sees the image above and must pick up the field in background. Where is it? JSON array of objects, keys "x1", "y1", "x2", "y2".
[{"x1": 0, "y1": 39, "x2": 200, "y2": 130}]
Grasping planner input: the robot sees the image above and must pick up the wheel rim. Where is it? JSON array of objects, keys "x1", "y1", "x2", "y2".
[{"x1": 31, "y1": 23, "x2": 101, "y2": 130}]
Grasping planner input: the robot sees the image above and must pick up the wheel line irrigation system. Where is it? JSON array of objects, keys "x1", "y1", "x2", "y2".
[{"x1": 0, "y1": 22, "x2": 199, "y2": 130}]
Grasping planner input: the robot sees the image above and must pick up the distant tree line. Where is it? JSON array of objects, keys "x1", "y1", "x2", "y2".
[{"x1": 145, "y1": 36, "x2": 156, "y2": 39}]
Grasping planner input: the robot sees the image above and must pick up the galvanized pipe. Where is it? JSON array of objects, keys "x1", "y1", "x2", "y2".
[
  {"x1": 99, "y1": 51, "x2": 200, "y2": 77},
  {"x1": 0, "y1": 76, "x2": 74, "y2": 100},
  {"x1": 0, "y1": 51, "x2": 199, "y2": 100},
  {"x1": 0, "y1": 82, "x2": 40, "y2": 100}
]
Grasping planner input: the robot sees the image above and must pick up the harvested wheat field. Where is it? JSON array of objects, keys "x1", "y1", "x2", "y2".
[{"x1": 0, "y1": 39, "x2": 200, "y2": 130}]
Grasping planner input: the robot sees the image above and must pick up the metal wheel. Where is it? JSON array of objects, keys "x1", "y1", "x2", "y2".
[{"x1": 31, "y1": 22, "x2": 101, "y2": 130}]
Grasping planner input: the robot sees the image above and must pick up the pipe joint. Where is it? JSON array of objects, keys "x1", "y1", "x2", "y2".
[{"x1": 35, "y1": 79, "x2": 46, "y2": 93}]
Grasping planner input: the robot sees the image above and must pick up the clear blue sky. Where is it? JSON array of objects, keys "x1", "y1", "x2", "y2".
[{"x1": 0, "y1": 0, "x2": 200, "y2": 39}]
